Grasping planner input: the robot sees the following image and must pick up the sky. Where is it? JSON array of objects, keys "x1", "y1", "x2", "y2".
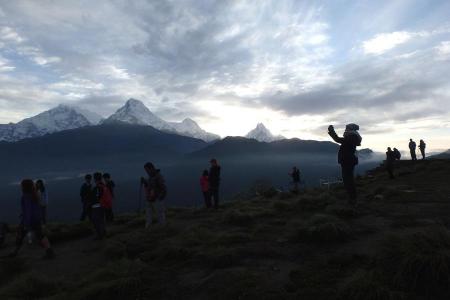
[{"x1": 0, "y1": 0, "x2": 449, "y2": 152}]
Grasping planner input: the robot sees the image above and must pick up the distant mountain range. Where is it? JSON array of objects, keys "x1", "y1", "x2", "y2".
[
  {"x1": 0, "y1": 105, "x2": 103, "y2": 142},
  {"x1": 0, "y1": 98, "x2": 289, "y2": 143},
  {"x1": 0, "y1": 123, "x2": 207, "y2": 173},
  {"x1": 0, "y1": 99, "x2": 220, "y2": 143},
  {"x1": 190, "y1": 136, "x2": 339, "y2": 159},
  {"x1": 103, "y1": 99, "x2": 220, "y2": 142}
]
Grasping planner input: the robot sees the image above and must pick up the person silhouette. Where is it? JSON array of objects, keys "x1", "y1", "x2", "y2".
[
  {"x1": 386, "y1": 147, "x2": 395, "y2": 179},
  {"x1": 409, "y1": 139, "x2": 417, "y2": 161},
  {"x1": 328, "y1": 124, "x2": 362, "y2": 205},
  {"x1": 419, "y1": 139, "x2": 426, "y2": 160}
]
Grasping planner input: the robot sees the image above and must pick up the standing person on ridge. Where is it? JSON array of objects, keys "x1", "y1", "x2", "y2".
[
  {"x1": 328, "y1": 124, "x2": 362, "y2": 205},
  {"x1": 289, "y1": 166, "x2": 301, "y2": 194},
  {"x1": 209, "y1": 159, "x2": 221, "y2": 209},
  {"x1": 409, "y1": 139, "x2": 417, "y2": 161},
  {"x1": 10, "y1": 179, "x2": 55, "y2": 259},
  {"x1": 393, "y1": 148, "x2": 401, "y2": 160},
  {"x1": 80, "y1": 174, "x2": 93, "y2": 221},
  {"x1": 200, "y1": 170, "x2": 211, "y2": 208},
  {"x1": 91, "y1": 172, "x2": 107, "y2": 240},
  {"x1": 385, "y1": 147, "x2": 396, "y2": 179},
  {"x1": 36, "y1": 180, "x2": 48, "y2": 225},
  {"x1": 419, "y1": 139, "x2": 426, "y2": 160},
  {"x1": 103, "y1": 173, "x2": 115, "y2": 222},
  {"x1": 142, "y1": 162, "x2": 167, "y2": 228}
]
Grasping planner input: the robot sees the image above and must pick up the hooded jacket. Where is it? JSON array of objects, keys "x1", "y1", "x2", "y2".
[{"x1": 329, "y1": 125, "x2": 362, "y2": 166}]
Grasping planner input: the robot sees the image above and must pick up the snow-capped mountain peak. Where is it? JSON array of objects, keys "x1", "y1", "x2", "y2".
[
  {"x1": 103, "y1": 98, "x2": 174, "y2": 131},
  {"x1": 245, "y1": 123, "x2": 285, "y2": 142},
  {"x1": 170, "y1": 118, "x2": 220, "y2": 142},
  {"x1": 0, "y1": 104, "x2": 98, "y2": 142}
]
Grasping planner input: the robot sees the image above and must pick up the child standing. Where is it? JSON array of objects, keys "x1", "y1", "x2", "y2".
[{"x1": 200, "y1": 170, "x2": 211, "y2": 208}]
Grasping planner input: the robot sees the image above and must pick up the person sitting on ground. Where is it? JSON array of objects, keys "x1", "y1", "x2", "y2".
[
  {"x1": 328, "y1": 124, "x2": 362, "y2": 205},
  {"x1": 36, "y1": 179, "x2": 48, "y2": 225},
  {"x1": 103, "y1": 173, "x2": 115, "y2": 222},
  {"x1": 142, "y1": 162, "x2": 167, "y2": 228},
  {"x1": 200, "y1": 170, "x2": 211, "y2": 208},
  {"x1": 209, "y1": 159, "x2": 221, "y2": 209},
  {"x1": 409, "y1": 139, "x2": 417, "y2": 161},
  {"x1": 386, "y1": 147, "x2": 396, "y2": 179},
  {"x1": 419, "y1": 139, "x2": 426, "y2": 160},
  {"x1": 91, "y1": 172, "x2": 107, "y2": 240},
  {"x1": 0, "y1": 222, "x2": 9, "y2": 248},
  {"x1": 10, "y1": 179, "x2": 55, "y2": 259},
  {"x1": 80, "y1": 174, "x2": 93, "y2": 221},
  {"x1": 289, "y1": 166, "x2": 301, "y2": 194},
  {"x1": 393, "y1": 148, "x2": 401, "y2": 160}
]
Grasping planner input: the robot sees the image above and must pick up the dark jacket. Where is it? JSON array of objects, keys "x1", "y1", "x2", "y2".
[
  {"x1": 92, "y1": 184, "x2": 103, "y2": 206},
  {"x1": 106, "y1": 181, "x2": 115, "y2": 198},
  {"x1": 209, "y1": 166, "x2": 221, "y2": 188},
  {"x1": 80, "y1": 183, "x2": 92, "y2": 203},
  {"x1": 419, "y1": 141, "x2": 426, "y2": 150},
  {"x1": 409, "y1": 141, "x2": 416, "y2": 150},
  {"x1": 146, "y1": 170, "x2": 167, "y2": 201},
  {"x1": 329, "y1": 130, "x2": 361, "y2": 166},
  {"x1": 386, "y1": 150, "x2": 396, "y2": 164},
  {"x1": 21, "y1": 194, "x2": 42, "y2": 228}
]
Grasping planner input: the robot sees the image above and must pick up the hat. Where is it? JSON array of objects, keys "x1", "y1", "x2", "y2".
[{"x1": 345, "y1": 123, "x2": 359, "y2": 131}]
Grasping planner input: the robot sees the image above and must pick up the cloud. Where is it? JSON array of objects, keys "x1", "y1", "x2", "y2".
[
  {"x1": 362, "y1": 31, "x2": 413, "y2": 55},
  {"x1": 0, "y1": 0, "x2": 449, "y2": 150}
]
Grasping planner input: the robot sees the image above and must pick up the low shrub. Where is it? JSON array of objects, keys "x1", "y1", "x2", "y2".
[
  {"x1": 223, "y1": 210, "x2": 255, "y2": 226},
  {"x1": 377, "y1": 226, "x2": 450, "y2": 298},
  {"x1": 103, "y1": 240, "x2": 127, "y2": 260},
  {"x1": 0, "y1": 257, "x2": 27, "y2": 286},
  {"x1": 294, "y1": 214, "x2": 353, "y2": 243},
  {"x1": 338, "y1": 270, "x2": 405, "y2": 300},
  {"x1": 0, "y1": 272, "x2": 62, "y2": 299}
]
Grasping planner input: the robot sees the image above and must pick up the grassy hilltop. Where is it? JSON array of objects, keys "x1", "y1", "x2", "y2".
[{"x1": 1, "y1": 159, "x2": 450, "y2": 300}]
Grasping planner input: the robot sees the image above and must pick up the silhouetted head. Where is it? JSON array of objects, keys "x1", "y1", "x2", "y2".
[
  {"x1": 420, "y1": 139, "x2": 424, "y2": 143},
  {"x1": 36, "y1": 179, "x2": 45, "y2": 192},
  {"x1": 203, "y1": 170, "x2": 209, "y2": 177},
  {"x1": 387, "y1": 147, "x2": 392, "y2": 151},
  {"x1": 410, "y1": 138, "x2": 413, "y2": 142},
  {"x1": 21, "y1": 179, "x2": 35, "y2": 194},
  {"x1": 93, "y1": 172, "x2": 103, "y2": 184},
  {"x1": 21, "y1": 179, "x2": 38, "y2": 201},
  {"x1": 210, "y1": 159, "x2": 218, "y2": 166},
  {"x1": 144, "y1": 162, "x2": 156, "y2": 176},
  {"x1": 85, "y1": 174, "x2": 92, "y2": 183},
  {"x1": 103, "y1": 173, "x2": 111, "y2": 181}
]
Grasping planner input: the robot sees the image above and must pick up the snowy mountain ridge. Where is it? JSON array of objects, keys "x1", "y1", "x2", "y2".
[
  {"x1": 0, "y1": 105, "x2": 101, "y2": 142},
  {"x1": 104, "y1": 99, "x2": 220, "y2": 142},
  {"x1": 245, "y1": 123, "x2": 285, "y2": 142}
]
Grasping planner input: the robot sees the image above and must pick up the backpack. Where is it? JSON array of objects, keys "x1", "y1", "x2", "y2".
[{"x1": 394, "y1": 149, "x2": 401, "y2": 160}]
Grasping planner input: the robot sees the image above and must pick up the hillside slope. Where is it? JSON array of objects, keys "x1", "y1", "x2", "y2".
[{"x1": 1, "y1": 159, "x2": 450, "y2": 299}]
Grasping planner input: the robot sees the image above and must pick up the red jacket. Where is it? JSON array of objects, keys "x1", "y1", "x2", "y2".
[{"x1": 200, "y1": 176, "x2": 209, "y2": 192}]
